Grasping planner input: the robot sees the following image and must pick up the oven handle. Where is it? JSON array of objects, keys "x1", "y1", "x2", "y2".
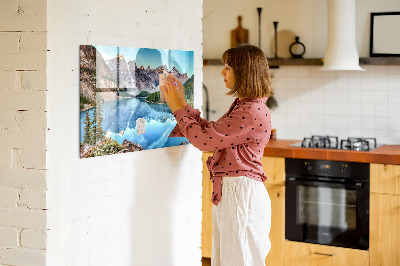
[{"x1": 286, "y1": 177, "x2": 364, "y2": 189}]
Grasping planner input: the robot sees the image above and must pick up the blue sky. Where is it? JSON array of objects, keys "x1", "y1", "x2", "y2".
[{"x1": 94, "y1": 45, "x2": 194, "y2": 77}]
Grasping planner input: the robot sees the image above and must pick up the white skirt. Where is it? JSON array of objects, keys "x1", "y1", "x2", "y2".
[{"x1": 212, "y1": 176, "x2": 271, "y2": 266}]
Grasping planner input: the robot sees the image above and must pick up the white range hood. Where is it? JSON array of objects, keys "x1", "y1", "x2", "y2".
[{"x1": 320, "y1": 0, "x2": 365, "y2": 71}]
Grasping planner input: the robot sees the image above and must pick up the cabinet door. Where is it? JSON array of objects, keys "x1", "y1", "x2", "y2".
[
  {"x1": 370, "y1": 163, "x2": 400, "y2": 195},
  {"x1": 370, "y1": 193, "x2": 400, "y2": 266},
  {"x1": 264, "y1": 185, "x2": 284, "y2": 266},
  {"x1": 262, "y1": 156, "x2": 285, "y2": 185},
  {"x1": 202, "y1": 152, "x2": 213, "y2": 258},
  {"x1": 284, "y1": 241, "x2": 369, "y2": 266}
]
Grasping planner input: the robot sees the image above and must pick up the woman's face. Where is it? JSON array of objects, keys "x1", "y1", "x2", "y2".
[{"x1": 220, "y1": 64, "x2": 235, "y2": 89}]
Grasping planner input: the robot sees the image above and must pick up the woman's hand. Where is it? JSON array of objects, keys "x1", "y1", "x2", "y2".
[
  {"x1": 172, "y1": 76, "x2": 187, "y2": 108},
  {"x1": 160, "y1": 75, "x2": 185, "y2": 113}
]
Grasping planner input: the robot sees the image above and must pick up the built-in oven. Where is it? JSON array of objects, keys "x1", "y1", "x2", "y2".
[{"x1": 285, "y1": 158, "x2": 369, "y2": 250}]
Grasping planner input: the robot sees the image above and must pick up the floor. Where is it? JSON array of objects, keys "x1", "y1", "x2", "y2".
[{"x1": 202, "y1": 257, "x2": 211, "y2": 266}]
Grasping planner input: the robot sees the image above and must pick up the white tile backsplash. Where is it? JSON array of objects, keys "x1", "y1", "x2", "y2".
[{"x1": 204, "y1": 65, "x2": 400, "y2": 144}]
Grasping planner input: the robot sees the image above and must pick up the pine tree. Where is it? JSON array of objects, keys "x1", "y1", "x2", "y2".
[
  {"x1": 83, "y1": 111, "x2": 92, "y2": 145},
  {"x1": 95, "y1": 103, "x2": 105, "y2": 140},
  {"x1": 91, "y1": 108, "x2": 98, "y2": 144}
]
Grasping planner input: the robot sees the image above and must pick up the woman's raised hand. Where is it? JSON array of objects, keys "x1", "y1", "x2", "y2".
[{"x1": 160, "y1": 75, "x2": 185, "y2": 113}]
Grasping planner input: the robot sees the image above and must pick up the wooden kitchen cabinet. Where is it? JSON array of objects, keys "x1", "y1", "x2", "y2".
[
  {"x1": 262, "y1": 156, "x2": 285, "y2": 266},
  {"x1": 370, "y1": 163, "x2": 400, "y2": 266},
  {"x1": 264, "y1": 184, "x2": 285, "y2": 266},
  {"x1": 202, "y1": 152, "x2": 213, "y2": 258},
  {"x1": 370, "y1": 163, "x2": 400, "y2": 195},
  {"x1": 370, "y1": 193, "x2": 400, "y2": 266},
  {"x1": 284, "y1": 241, "x2": 369, "y2": 266}
]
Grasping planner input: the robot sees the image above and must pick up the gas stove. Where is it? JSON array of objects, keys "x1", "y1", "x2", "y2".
[{"x1": 289, "y1": 135, "x2": 381, "y2": 151}]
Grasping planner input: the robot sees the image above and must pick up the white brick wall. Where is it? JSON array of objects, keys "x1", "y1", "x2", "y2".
[
  {"x1": 46, "y1": 1, "x2": 203, "y2": 266},
  {"x1": 0, "y1": 0, "x2": 48, "y2": 265}
]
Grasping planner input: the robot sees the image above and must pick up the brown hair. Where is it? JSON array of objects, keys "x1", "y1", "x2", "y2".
[{"x1": 221, "y1": 44, "x2": 273, "y2": 99}]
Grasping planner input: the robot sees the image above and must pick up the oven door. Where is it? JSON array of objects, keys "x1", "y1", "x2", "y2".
[{"x1": 285, "y1": 177, "x2": 369, "y2": 250}]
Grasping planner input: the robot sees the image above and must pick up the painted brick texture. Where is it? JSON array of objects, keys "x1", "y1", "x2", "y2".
[
  {"x1": 46, "y1": 0, "x2": 203, "y2": 265},
  {"x1": 0, "y1": 0, "x2": 47, "y2": 265}
]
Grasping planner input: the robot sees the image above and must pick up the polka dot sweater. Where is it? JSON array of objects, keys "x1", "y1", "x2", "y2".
[{"x1": 170, "y1": 97, "x2": 272, "y2": 206}]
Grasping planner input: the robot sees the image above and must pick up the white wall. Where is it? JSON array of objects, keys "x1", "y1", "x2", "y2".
[
  {"x1": 46, "y1": 0, "x2": 203, "y2": 265},
  {"x1": 203, "y1": 0, "x2": 400, "y2": 145},
  {"x1": 203, "y1": 0, "x2": 400, "y2": 58},
  {"x1": 0, "y1": 0, "x2": 48, "y2": 265}
]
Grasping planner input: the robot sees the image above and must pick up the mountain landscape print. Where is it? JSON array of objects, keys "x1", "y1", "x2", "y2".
[{"x1": 79, "y1": 45, "x2": 194, "y2": 158}]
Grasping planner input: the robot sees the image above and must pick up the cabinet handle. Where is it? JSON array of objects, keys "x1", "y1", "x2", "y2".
[{"x1": 314, "y1": 252, "x2": 335, "y2": 257}]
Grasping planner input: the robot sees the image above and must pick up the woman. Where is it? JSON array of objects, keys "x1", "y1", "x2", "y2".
[{"x1": 161, "y1": 44, "x2": 273, "y2": 266}]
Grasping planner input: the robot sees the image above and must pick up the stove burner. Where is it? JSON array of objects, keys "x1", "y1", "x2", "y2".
[
  {"x1": 340, "y1": 137, "x2": 377, "y2": 151},
  {"x1": 301, "y1": 135, "x2": 339, "y2": 149},
  {"x1": 295, "y1": 136, "x2": 378, "y2": 151}
]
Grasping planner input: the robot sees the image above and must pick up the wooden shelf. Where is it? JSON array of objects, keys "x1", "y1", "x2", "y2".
[
  {"x1": 203, "y1": 57, "x2": 400, "y2": 67},
  {"x1": 359, "y1": 57, "x2": 400, "y2": 65},
  {"x1": 203, "y1": 58, "x2": 323, "y2": 67}
]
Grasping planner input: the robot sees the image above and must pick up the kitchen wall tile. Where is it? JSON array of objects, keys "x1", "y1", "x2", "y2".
[
  {"x1": 311, "y1": 86, "x2": 323, "y2": 101},
  {"x1": 374, "y1": 65, "x2": 388, "y2": 77},
  {"x1": 374, "y1": 90, "x2": 388, "y2": 104},
  {"x1": 298, "y1": 67, "x2": 311, "y2": 78},
  {"x1": 323, "y1": 86, "x2": 336, "y2": 103},
  {"x1": 204, "y1": 65, "x2": 399, "y2": 144},
  {"x1": 349, "y1": 128, "x2": 363, "y2": 137},
  {"x1": 375, "y1": 117, "x2": 389, "y2": 130},
  {"x1": 388, "y1": 75, "x2": 400, "y2": 91},
  {"x1": 311, "y1": 114, "x2": 324, "y2": 128},
  {"x1": 348, "y1": 90, "x2": 362, "y2": 103},
  {"x1": 374, "y1": 130, "x2": 389, "y2": 144},
  {"x1": 388, "y1": 117, "x2": 400, "y2": 131},
  {"x1": 349, "y1": 116, "x2": 362, "y2": 129},
  {"x1": 387, "y1": 65, "x2": 400, "y2": 76},
  {"x1": 374, "y1": 77, "x2": 388, "y2": 91},
  {"x1": 348, "y1": 103, "x2": 362, "y2": 116},
  {"x1": 335, "y1": 72, "x2": 349, "y2": 90},
  {"x1": 311, "y1": 102, "x2": 324, "y2": 114},
  {"x1": 362, "y1": 116, "x2": 375, "y2": 130},
  {"x1": 323, "y1": 103, "x2": 336, "y2": 115},
  {"x1": 361, "y1": 104, "x2": 374, "y2": 117},
  {"x1": 336, "y1": 90, "x2": 349, "y2": 103},
  {"x1": 336, "y1": 115, "x2": 349, "y2": 129},
  {"x1": 285, "y1": 66, "x2": 298, "y2": 77},
  {"x1": 388, "y1": 131, "x2": 400, "y2": 144},
  {"x1": 362, "y1": 128, "x2": 375, "y2": 138},
  {"x1": 310, "y1": 66, "x2": 323, "y2": 77},
  {"x1": 286, "y1": 77, "x2": 299, "y2": 89},
  {"x1": 389, "y1": 104, "x2": 400, "y2": 117},
  {"x1": 361, "y1": 90, "x2": 374, "y2": 103},
  {"x1": 298, "y1": 77, "x2": 311, "y2": 89},
  {"x1": 348, "y1": 71, "x2": 362, "y2": 90},
  {"x1": 336, "y1": 128, "x2": 349, "y2": 140},
  {"x1": 310, "y1": 77, "x2": 324, "y2": 90},
  {"x1": 322, "y1": 70, "x2": 335, "y2": 78},
  {"x1": 311, "y1": 127, "x2": 325, "y2": 136},
  {"x1": 388, "y1": 91, "x2": 400, "y2": 104},
  {"x1": 336, "y1": 103, "x2": 349, "y2": 116},
  {"x1": 323, "y1": 115, "x2": 336, "y2": 129},
  {"x1": 361, "y1": 73, "x2": 374, "y2": 91},
  {"x1": 375, "y1": 104, "x2": 388, "y2": 117}
]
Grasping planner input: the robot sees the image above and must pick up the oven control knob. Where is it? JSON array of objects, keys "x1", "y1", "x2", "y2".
[
  {"x1": 340, "y1": 164, "x2": 347, "y2": 174},
  {"x1": 305, "y1": 162, "x2": 312, "y2": 171}
]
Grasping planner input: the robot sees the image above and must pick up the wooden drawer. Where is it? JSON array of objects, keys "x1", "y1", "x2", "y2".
[
  {"x1": 370, "y1": 163, "x2": 400, "y2": 195},
  {"x1": 284, "y1": 241, "x2": 369, "y2": 266}
]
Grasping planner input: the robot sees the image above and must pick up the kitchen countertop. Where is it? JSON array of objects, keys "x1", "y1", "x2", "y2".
[{"x1": 263, "y1": 139, "x2": 400, "y2": 165}]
